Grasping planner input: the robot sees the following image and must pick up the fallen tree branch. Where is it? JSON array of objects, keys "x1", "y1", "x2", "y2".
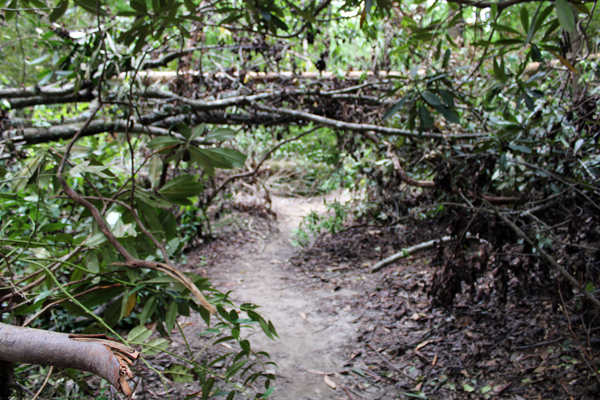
[
  {"x1": 124, "y1": 69, "x2": 420, "y2": 84},
  {"x1": 0, "y1": 83, "x2": 82, "y2": 99},
  {"x1": 11, "y1": 119, "x2": 171, "y2": 144},
  {"x1": 54, "y1": 108, "x2": 216, "y2": 314},
  {"x1": 0, "y1": 324, "x2": 138, "y2": 396},
  {"x1": 489, "y1": 203, "x2": 600, "y2": 309},
  {"x1": 253, "y1": 103, "x2": 490, "y2": 140},
  {"x1": 6, "y1": 112, "x2": 286, "y2": 144},
  {"x1": 448, "y1": 0, "x2": 551, "y2": 11},
  {"x1": 371, "y1": 236, "x2": 453, "y2": 273},
  {"x1": 6, "y1": 89, "x2": 95, "y2": 109}
]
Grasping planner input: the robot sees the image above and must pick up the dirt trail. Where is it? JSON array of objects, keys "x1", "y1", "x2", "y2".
[{"x1": 211, "y1": 193, "x2": 367, "y2": 400}]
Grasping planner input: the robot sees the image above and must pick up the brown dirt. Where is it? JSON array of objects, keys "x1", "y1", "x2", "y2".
[
  {"x1": 162, "y1": 193, "x2": 600, "y2": 400},
  {"x1": 199, "y1": 193, "x2": 386, "y2": 400}
]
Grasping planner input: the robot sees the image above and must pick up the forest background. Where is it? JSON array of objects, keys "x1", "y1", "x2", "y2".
[{"x1": 0, "y1": 0, "x2": 599, "y2": 398}]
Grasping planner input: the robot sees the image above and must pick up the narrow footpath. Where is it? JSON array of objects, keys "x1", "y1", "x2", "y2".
[{"x1": 209, "y1": 194, "x2": 375, "y2": 400}]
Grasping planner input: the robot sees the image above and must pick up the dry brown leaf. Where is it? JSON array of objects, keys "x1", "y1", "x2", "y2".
[
  {"x1": 300, "y1": 312, "x2": 307, "y2": 320},
  {"x1": 307, "y1": 370, "x2": 330, "y2": 375},
  {"x1": 415, "y1": 340, "x2": 432, "y2": 350},
  {"x1": 324, "y1": 375, "x2": 337, "y2": 389}
]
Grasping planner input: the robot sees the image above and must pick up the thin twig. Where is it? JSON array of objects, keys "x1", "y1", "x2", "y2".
[{"x1": 31, "y1": 366, "x2": 52, "y2": 400}]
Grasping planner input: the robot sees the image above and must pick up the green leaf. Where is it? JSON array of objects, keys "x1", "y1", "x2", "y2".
[
  {"x1": 585, "y1": 282, "x2": 595, "y2": 292},
  {"x1": 493, "y1": 58, "x2": 508, "y2": 83},
  {"x1": 205, "y1": 127, "x2": 238, "y2": 142},
  {"x1": 159, "y1": 174, "x2": 204, "y2": 204},
  {"x1": 481, "y1": 385, "x2": 492, "y2": 394},
  {"x1": 383, "y1": 94, "x2": 411, "y2": 121},
  {"x1": 134, "y1": 190, "x2": 171, "y2": 210},
  {"x1": 418, "y1": 104, "x2": 433, "y2": 129},
  {"x1": 128, "y1": 325, "x2": 152, "y2": 343},
  {"x1": 187, "y1": 147, "x2": 215, "y2": 176},
  {"x1": 201, "y1": 378, "x2": 215, "y2": 400},
  {"x1": 555, "y1": 0, "x2": 575, "y2": 32},
  {"x1": 442, "y1": 49, "x2": 451, "y2": 68},
  {"x1": 270, "y1": 15, "x2": 289, "y2": 32},
  {"x1": 205, "y1": 148, "x2": 247, "y2": 168},
  {"x1": 191, "y1": 123, "x2": 207, "y2": 140},
  {"x1": 462, "y1": 383, "x2": 475, "y2": 392},
  {"x1": 509, "y1": 144, "x2": 532, "y2": 154},
  {"x1": 139, "y1": 296, "x2": 157, "y2": 324},
  {"x1": 130, "y1": 0, "x2": 147, "y2": 14},
  {"x1": 525, "y1": 3, "x2": 543, "y2": 45},
  {"x1": 490, "y1": 22, "x2": 521, "y2": 35},
  {"x1": 142, "y1": 337, "x2": 170, "y2": 355},
  {"x1": 4, "y1": 0, "x2": 18, "y2": 21},
  {"x1": 433, "y1": 104, "x2": 460, "y2": 124},
  {"x1": 437, "y1": 89, "x2": 455, "y2": 108},
  {"x1": 74, "y1": 0, "x2": 108, "y2": 16},
  {"x1": 192, "y1": 148, "x2": 234, "y2": 169},
  {"x1": 164, "y1": 364, "x2": 197, "y2": 383},
  {"x1": 520, "y1": 6, "x2": 530, "y2": 33},
  {"x1": 165, "y1": 300, "x2": 178, "y2": 334},
  {"x1": 177, "y1": 123, "x2": 193, "y2": 140},
  {"x1": 259, "y1": 387, "x2": 275, "y2": 398},
  {"x1": 421, "y1": 91, "x2": 442, "y2": 106},
  {"x1": 530, "y1": 44, "x2": 543, "y2": 62},
  {"x1": 103, "y1": 299, "x2": 122, "y2": 328},
  {"x1": 225, "y1": 360, "x2": 247, "y2": 380},
  {"x1": 535, "y1": 5, "x2": 556, "y2": 34},
  {"x1": 147, "y1": 136, "x2": 182, "y2": 151}
]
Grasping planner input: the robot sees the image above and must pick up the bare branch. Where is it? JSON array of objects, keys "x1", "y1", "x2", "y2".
[
  {"x1": 0, "y1": 83, "x2": 81, "y2": 99},
  {"x1": 448, "y1": 0, "x2": 558, "y2": 11},
  {"x1": 6, "y1": 89, "x2": 95, "y2": 109},
  {"x1": 252, "y1": 103, "x2": 490, "y2": 140}
]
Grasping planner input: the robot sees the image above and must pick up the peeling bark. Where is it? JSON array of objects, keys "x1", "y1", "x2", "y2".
[{"x1": 0, "y1": 324, "x2": 138, "y2": 396}]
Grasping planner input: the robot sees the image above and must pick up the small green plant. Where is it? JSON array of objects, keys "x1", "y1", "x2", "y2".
[{"x1": 291, "y1": 201, "x2": 350, "y2": 246}]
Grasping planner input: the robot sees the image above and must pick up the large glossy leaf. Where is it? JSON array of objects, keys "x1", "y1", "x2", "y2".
[
  {"x1": 135, "y1": 189, "x2": 173, "y2": 209},
  {"x1": 142, "y1": 338, "x2": 171, "y2": 355},
  {"x1": 421, "y1": 92, "x2": 442, "y2": 106},
  {"x1": 128, "y1": 325, "x2": 153, "y2": 343},
  {"x1": 555, "y1": 0, "x2": 575, "y2": 32},
  {"x1": 188, "y1": 147, "x2": 216, "y2": 176},
  {"x1": 383, "y1": 94, "x2": 411, "y2": 121},
  {"x1": 206, "y1": 148, "x2": 247, "y2": 168},
  {"x1": 433, "y1": 104, "x2": 461, "y2": 124},
  {"x1": 74, "y1": 0, "x2": 108, "y2": 16},
  {"x1": 205, "y1": 127, "x2": 238, "y2": 142},
  {"x1": 165, "y1": 300, "x2": 178, "y2": 334},
  {"x1": 49, "y1": 0, "x2": 69, "y2": 22},
  {"x1": 418, "y1": 104, "x2": 433, "y2": 128},
  {"x1": 164, "y1": 364, "x2": 198, "y2": 383},
  {"x1": 158, "y1": 174, "x2": 204, "y2": 205},
  {"x1": 146, "y1": 136, "x2": 182, "y2": 151}
]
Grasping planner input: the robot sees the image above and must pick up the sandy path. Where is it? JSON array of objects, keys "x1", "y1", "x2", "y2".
[{"x1": 211, "y1": 194, "x2": 366, "y2": 400}]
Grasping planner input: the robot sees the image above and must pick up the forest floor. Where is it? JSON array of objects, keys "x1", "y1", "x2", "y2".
[{"x1": 145, "y1": 192, "x2": 600, "y2": 400}]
